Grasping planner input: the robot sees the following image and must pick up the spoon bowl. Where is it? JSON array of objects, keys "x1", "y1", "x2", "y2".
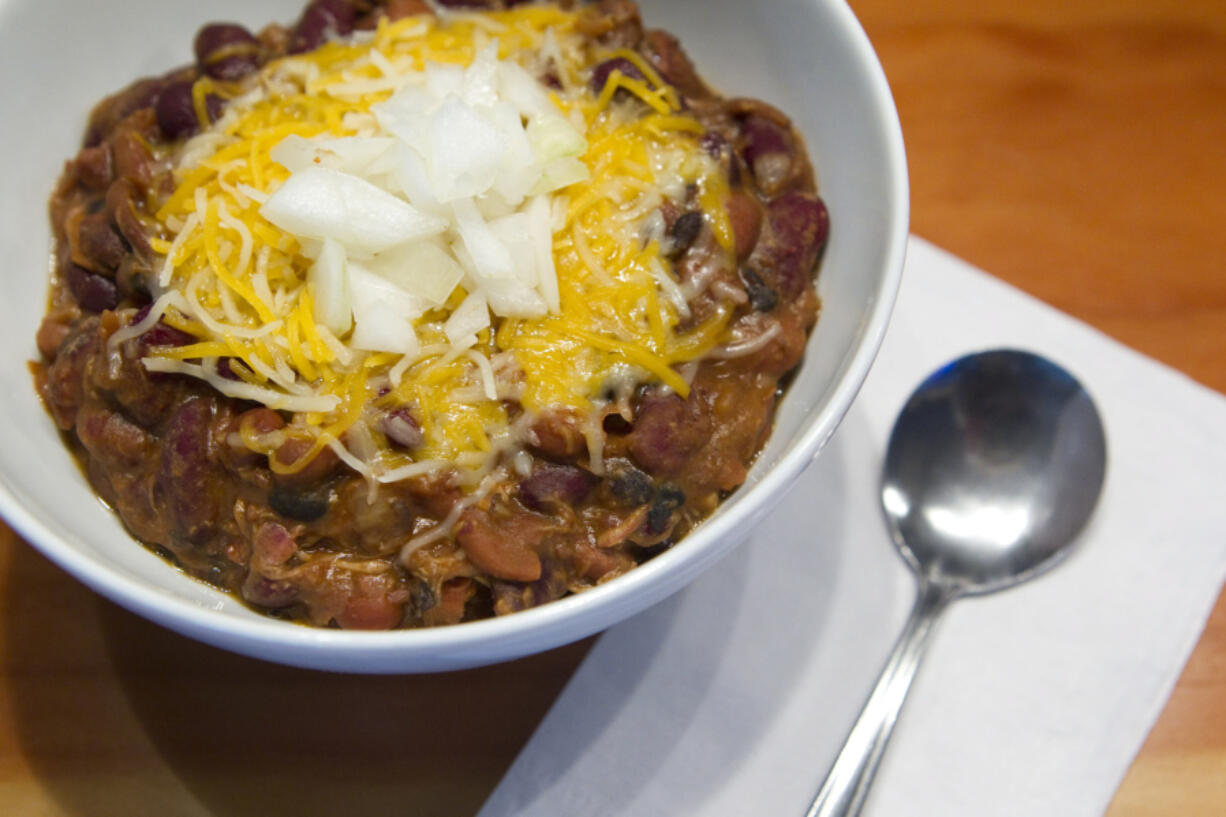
[
  {"x1": 883, "y1": 350, "x2": 1108, "y2": 596},
  {"x1": 807, "y1": 349, "x2": 1107, "y2": 817}
]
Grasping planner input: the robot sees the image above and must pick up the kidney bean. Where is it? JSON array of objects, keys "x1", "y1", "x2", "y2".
[
  {"x1": 131, "y1": 304, "x2": 196, "y2": 347},
  {"x1": 589, "y1": 56, "x2": 645, "y2": 96},
  {"x1": 65, "y1": 264, "x2": 119, "y2": 313},
  {"x1": 194, "y1": 24, "x2": 261, "y2": 81},
  {"x1": 627, "y1": 390, "x2": 708, "y2": 476},
  {"x1": 155, "y1": 81, "x2": 200, "y2": 139},
  {"x1": 380, "y1": 408, "x2": 423, "y2": 449},
  {"x1": 291, "y1": 0, "x2": 357, "y2": 54},
  {"x1": 158, "y1": 397, "x2": 221, "y2": 545},
  {"x1": 753, "y1": 193, "x2": 829, "y2": 299},
  {"x1": 519, "y1": 463, "x2": 597, "y2": 512},
  {"x1": 666, "y1": 211, "x2": 703, "y2": 259}
]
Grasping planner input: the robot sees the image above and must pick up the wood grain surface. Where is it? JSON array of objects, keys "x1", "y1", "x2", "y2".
[{"x1": 2, "y1": 1, "x2": 1224, "y2": 814}]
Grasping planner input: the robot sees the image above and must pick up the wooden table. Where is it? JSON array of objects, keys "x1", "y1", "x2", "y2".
[{"x1": 2, "y1": 1, "x2": 1223, "y2": 813}]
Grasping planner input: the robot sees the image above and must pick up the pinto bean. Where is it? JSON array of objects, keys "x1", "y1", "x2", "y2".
[
  {"x1": 194, "y1": 23, "x2": 262, "y2": 81},
  {"x1": 73, "y1": 145, "x2": 113, "y2": 192},
  {"x1": 725, "y1": 190, "x2": 763, "y2": 261},
  {"x1": 76, "y1": 405, "x2": 155, "y2": 470},
  {"x1": 271, "y1": 435, "x2": 341, "y2": 488},
  {"x1": 75, "y1": 214, "x2": 126, "y2": 272},
  {"x1": 36, "y1": 313, "x2": 74, "y2": 361},
  {"x1": 291, "y1": 0, "x2": 357, "y2": 54},
  {"x1": 335, "y1": 574, "x2": 406, "y2": 630},
  {"x1": 518, "y1": 463, "x2": 596, "y2": 512},
  {"x1": 65, "y1": 264, "x2": 120, "y2": 313},
  {"x1": 529, "y1": 407, "x2": 587, "y2": 460},
  {"x1": 110, "y1": 128, "x2": 155, "y2": 190},
  {"x1": 82, "y1": 78, "x2": 163, "y2": 147},
  {"x1": 158, "y1": 397, "x2": 222, "y2": 545},
  {"x1": 455, "y1": 508, "x2": 546, "y2": 582},
  {"x1": 41, "y1": 319, "x2": 102, "y2": 430},
  {"x1": 106, "y1": 179, "x2": 153, "y2": 260},
  {"x1": 627, "y1": 389, "x2": 709, "y2": 476},
  {"x1": 385, "y1": 0, "x2": 432, "y2": 19},
  {"x1": 643, "y1": 29, "x2": 707, "y2": 98}
]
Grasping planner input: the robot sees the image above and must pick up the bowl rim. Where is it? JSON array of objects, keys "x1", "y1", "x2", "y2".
[{"x1": 0, "y1": 0, "x2": 908, "y2": 672}]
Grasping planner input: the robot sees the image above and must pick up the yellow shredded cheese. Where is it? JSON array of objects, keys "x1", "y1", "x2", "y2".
[{"x1": 142, "y1": 3, "x2": 738, "y2": 489}]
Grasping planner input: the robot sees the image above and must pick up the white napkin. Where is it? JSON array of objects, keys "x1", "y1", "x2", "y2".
[{"x1": 478, "y1": 237, "x2": 1226, "y2": 817}]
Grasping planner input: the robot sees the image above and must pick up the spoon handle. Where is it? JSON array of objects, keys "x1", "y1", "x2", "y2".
[{"x1": 805, "y1": 580, "x2": 951, "y2": 817}]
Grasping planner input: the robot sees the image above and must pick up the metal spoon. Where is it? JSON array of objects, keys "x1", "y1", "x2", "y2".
[{"x1": 806, "y1": 349, "x2": 1107, "y2": 817}]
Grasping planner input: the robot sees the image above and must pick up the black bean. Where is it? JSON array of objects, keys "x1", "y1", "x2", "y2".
[
  {"x1": 589, "y1": 57, "x2": 645, "y2": 96},
  {"x1": 606, "y1": 459, "x2": 654, "y2": 507},
  {"x1": 194, "y1": 23, "x2": 261, "y2": 81},
  {"x1": 740, "y1": 266, "x2": 778, "y2": 312},
  {"x1": 291, "y1": 0, "x2": 357, "y2": 54},
  {"x1": 519, "y1": 463, "x2": 596, "y2": 512},
  {"x1": 380, "y1": 408, "x2": 423, "y2": 449},
  {"x1": 667, "y1": 211, "x2": 703, "y2": 258},
  {"x1": 269, "y1": 485, "x2": 331, "y2": 522},
  {"x1": 65, "y1": 264, "x2": 119, "y2": 312},
  {"x1": 647, "y1": 485, "x2": 685, "y2": 534}
]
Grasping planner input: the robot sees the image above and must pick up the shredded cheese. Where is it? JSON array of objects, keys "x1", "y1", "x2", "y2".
[{"x1": 137, "y1": 4, "x2": 738, "y2": 494}]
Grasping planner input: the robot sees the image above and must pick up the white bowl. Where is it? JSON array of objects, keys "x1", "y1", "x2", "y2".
[{"x1": 0, "y1": 0, "x2": 906, "y2": 672}]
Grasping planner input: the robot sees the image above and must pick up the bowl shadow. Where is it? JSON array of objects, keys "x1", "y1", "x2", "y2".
[{"x1": 2, "y1": 540, "x2": 591, "y2": 817}]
